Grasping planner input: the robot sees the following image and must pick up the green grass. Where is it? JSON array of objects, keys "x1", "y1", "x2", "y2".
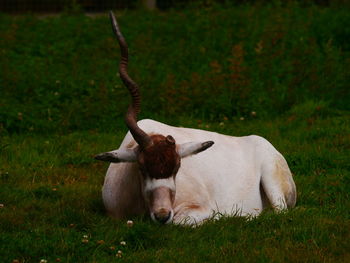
[{"x1": 1, "y1": 2, "x2": 350, "y2": 262}]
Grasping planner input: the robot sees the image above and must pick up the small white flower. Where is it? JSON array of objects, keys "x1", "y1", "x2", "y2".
[
  {"x1": 40, "y1": 259, "x2": 48, "y2": 263},
  {"x1": 120, "y1": 241, "x2": 126, "y2": 246},
  {"x1": 116, "y1": 250, "x2": 123, "y2": 258},
  {"x1": 251, "y1": 111, "x2": 257, "y2": 117},
  {"x1": 240, "y1": 117, "x2": 245, "y2": 121},
  {"x1": 0, "y1": 204, "x2": 4, "y2": 208},
  {"x1": 83, "y1": 235, "x2": 88, "y2": 239},
  {"x1": 127, "y1": 220, "x2": 133, "y2": 227}
]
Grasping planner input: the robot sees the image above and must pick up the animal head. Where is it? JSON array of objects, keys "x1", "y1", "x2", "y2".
[{"x1": 95, "y1": 12, "x2": 214, "y2": 224}]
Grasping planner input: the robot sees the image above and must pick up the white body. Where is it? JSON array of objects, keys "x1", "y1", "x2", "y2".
[{"x1": 102, "y1": 119, "x2": 296, "y2": 225}]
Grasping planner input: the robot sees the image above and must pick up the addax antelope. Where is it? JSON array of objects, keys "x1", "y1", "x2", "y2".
[{"x1": 95, "y1": 12, "x2": 296, "y2": 225}]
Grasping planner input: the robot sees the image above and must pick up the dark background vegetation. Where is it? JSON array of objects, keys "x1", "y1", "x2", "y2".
[
  {"x1": 0, "y1": 1, "x2": 349, "y2": 134},
  {"x1": 0, "y1": 1, "x2": 349, "y2": 262},
  {"x1": 1, "y1": 0, "x2": 348, "y2": 13}
]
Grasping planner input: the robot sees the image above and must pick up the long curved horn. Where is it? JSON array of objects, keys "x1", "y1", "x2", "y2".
[{"x1": 109, "y1": 11, "x2": 152, "y2": 148}]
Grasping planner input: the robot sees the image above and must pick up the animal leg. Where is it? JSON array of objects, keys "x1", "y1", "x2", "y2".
[
  {"x1": 261, "y1": 154, "x2": 296, "y2": 212},
  {"x1": 173, "y1": 206, "x2": 212, "y2": 226}
]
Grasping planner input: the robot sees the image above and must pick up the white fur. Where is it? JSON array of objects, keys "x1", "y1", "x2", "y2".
[
  {"x1": 144, "y1": 178, "x2": 176, "y2": 193},
  {"x1": 102, "y1": 119, "x2": 296, "y2": 225}
]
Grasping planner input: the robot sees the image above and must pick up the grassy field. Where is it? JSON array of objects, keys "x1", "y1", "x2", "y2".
[
  {"x1": 1, "y1": 113, "x2": 349, "y2": 262},
  {"x1": 1, "y1": 2, "x2": 350, "y2": 262}
]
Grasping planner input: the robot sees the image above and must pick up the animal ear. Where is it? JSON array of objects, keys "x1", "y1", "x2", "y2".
[
  {"x1": 177, "y1": 141, "x2": 214, "y2": 158},
  {"x1": 94, "y1": 148, "x2": 137, "y2": 163}
]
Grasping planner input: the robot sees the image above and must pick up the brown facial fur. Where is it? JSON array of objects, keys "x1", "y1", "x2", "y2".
[{"x1": 139, "y1": 134, "x2": 180, "y2": 179}]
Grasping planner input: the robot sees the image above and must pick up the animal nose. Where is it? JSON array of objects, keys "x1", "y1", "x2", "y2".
[{"x1": 154, "y1": 211, "x2": 172, "y2": 224}]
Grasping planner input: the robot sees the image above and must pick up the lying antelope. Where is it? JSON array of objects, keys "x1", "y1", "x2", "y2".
[{"x1": 95, "y1": 12, "x2": 296, "y2": 225}]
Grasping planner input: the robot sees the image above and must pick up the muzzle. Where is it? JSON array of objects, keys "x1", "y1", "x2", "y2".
[{"x1": 151, "y1": 209, "x2": 174, "y2": 224}]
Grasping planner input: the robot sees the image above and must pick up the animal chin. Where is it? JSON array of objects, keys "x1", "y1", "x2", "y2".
[{"x1": 151, "y1": 210, "x2": 174, "y2": 224}]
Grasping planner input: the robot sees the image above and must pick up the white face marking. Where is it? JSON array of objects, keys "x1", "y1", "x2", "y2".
[{"x1": 144, "y1": 177, "x2": 176, "y2": 193}]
